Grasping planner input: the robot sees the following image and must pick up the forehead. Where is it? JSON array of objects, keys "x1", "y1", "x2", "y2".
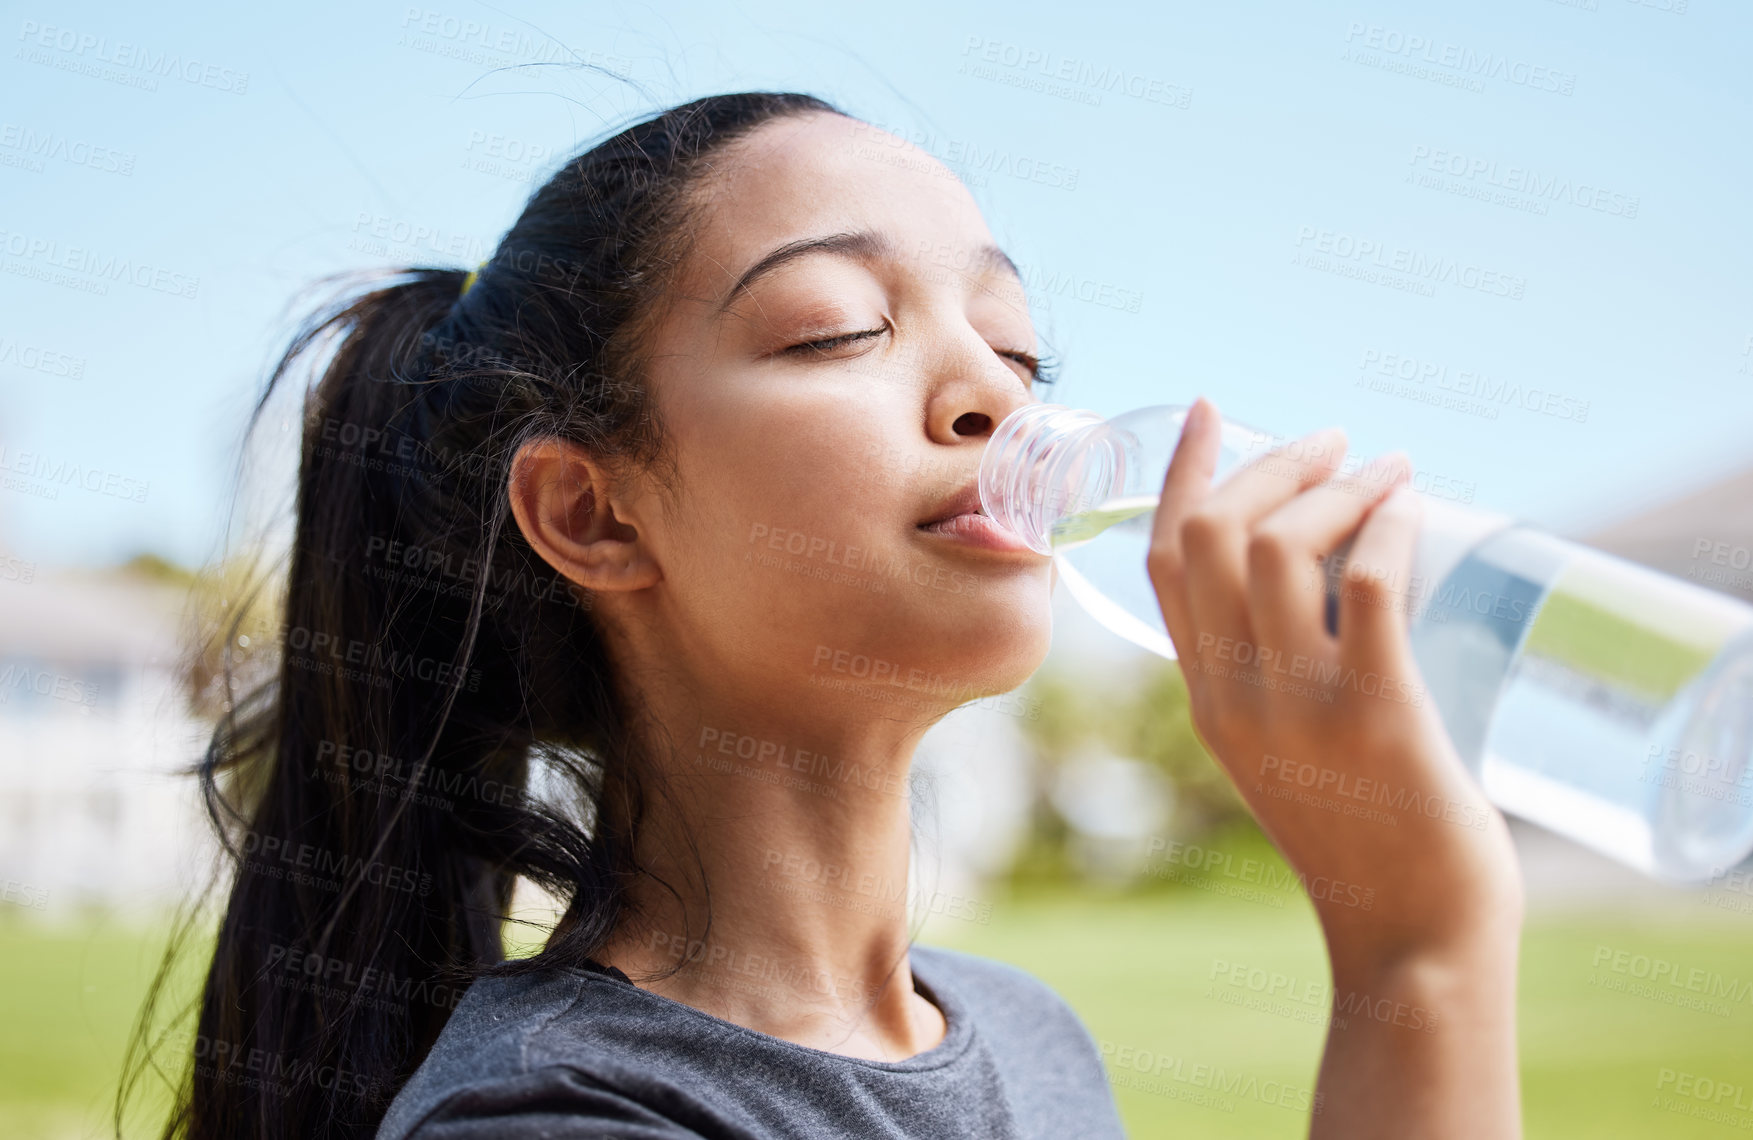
[{"x1": 678, "y1": 112, "x2": 999, "y2": 295}]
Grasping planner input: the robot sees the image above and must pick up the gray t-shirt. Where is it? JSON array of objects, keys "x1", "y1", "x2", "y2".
[{"x1": 375, "y1": 944, "x2": 1127, "y2": 1139}]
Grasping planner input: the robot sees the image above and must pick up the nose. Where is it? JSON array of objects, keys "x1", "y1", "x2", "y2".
[{"x1": 923, "y1": 340, "x2": 1038, "y2": 448}]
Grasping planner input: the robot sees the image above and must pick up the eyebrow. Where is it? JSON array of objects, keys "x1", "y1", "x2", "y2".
[{"x1": 718, "y1": 231, "x2": 1024, "y2": 312}]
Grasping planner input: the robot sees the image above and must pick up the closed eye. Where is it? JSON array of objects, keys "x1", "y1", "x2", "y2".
[
  {"x1": 999, "y1": 348, "x2": 1059, "y2": 387},
  {"x1": 783, "y1": 326, "x2": 889, "y2": 356},
  {"x1": 782, "y1": 327, "x2": 1058, "y2": 387}
]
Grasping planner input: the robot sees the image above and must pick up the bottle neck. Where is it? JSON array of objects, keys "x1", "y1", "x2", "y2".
[{"x1": 979, "y1": 403, "x2": 1117, "y2": 555}]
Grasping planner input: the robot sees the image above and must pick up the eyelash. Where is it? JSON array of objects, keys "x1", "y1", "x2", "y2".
[
  {"x1": 783, "y1": 327, "x2": 888, "y2": 355},
  {"x1": 1003, "y1": 349, "x2": 1059, "y2": 388},
  {"x1": 783, "y1": 328, "x2": 1059, "y2": 386}
]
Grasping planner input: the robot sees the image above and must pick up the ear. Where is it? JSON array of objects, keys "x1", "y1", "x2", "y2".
[{"x1": 507, "y1": 438, "x2": 662, "y2": 594}]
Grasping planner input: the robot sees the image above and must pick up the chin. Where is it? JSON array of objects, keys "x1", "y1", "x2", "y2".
[
  {"x1": 902, "y1": 570, "x2": 1054, "y2": 698},
  {"x1": 770, "y1": 562, "x2": 1051, "y2": 712}
]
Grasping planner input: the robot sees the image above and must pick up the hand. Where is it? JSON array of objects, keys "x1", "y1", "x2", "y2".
[
  {"x1": 1146, "y1": 398, "x2": 1524, "y2": 1138},
  {"x1": 1146, "y1": 397, "x2": 1520, "y2": 959}
]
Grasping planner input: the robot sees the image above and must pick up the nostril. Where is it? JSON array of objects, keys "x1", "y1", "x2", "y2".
[{"x1": 952, "y1": 411, "x2": 991, "y2": 437}]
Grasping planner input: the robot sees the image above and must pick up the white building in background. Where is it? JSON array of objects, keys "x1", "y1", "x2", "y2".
[
  {"x1": 911, "y1": 700, "x2": 1039, "y2": 915},
  {"x1": 0, "y1": 564, "x2": 212, "y2": 921}
]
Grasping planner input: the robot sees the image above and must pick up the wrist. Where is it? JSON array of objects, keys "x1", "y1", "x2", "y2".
[
  {"x1": 1317, "y1": 855, "x2": 1524, "y2": 982},
  {"x1": 1324, "y1": 914, "x2": 1521, "y2": 1002}
]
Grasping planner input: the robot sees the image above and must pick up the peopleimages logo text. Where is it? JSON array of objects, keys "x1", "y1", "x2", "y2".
[
  {"x1": 1294, "y1": 226, "x2": 1525, "y2": 299},
  {"x1": 1342, "y1": 23, "x2": 1576, "y2": 95},
  {"x1": 0, "y1": 228, "x2": 199, "y2": 299},
  {"x1": 16, "y1": 21, "x2": 249, "y2": 94}
]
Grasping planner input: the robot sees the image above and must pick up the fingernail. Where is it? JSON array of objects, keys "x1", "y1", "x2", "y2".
[
  {"x1": 1305, "y1": 426, "x2": 1345, "y2": 458},
  {"x1": 1180, "y1": 399, "x2": 1209, "y2": 441}
]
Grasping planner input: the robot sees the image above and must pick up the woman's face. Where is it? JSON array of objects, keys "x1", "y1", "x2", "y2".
[{"x1": 618, "y1": 110, "x2": 1055, "y2": 717}]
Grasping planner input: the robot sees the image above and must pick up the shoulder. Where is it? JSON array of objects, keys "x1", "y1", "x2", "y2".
[
  {"x1": 911, "y1": 945, "x2": 1125, "y2": 1136},
  {"x1": 911, "y1": 945, "x2": 1080, "y2": 1021},
  {"x1": 910, "y1": 944, "x2": 1103, "y2": 1062},
  {"x1": 377, "y1": 969, "x2": 707, "y2": 1140}
]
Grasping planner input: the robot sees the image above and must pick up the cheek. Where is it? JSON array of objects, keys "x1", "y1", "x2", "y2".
[
  {"x1": 693, "y1": 436, "x2": 881, "y2": 550},
  {"x1": 672, "y1": 394, "x2": 903, "y2": 550},
  {"x1": 646, "y1": 385, "x2": 1048, "y2": 687},
  {"x1": 656, "y1": 422, "x2": 887, "y2": 615}
]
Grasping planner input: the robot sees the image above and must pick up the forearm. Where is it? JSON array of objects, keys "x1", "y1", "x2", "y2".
[{"x1": 1310, "y1": 935, "x2": 1522, "y2": 1140}]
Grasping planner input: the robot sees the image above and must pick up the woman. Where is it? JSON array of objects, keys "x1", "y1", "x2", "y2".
[{"x1": 166, "y1": 92, "x2": 1523, "y2": 1138}]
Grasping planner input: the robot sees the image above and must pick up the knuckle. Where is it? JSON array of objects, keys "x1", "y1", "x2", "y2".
[
  {"x1": 1246, "y1": 529, "x2": 1294, "y2": 577},
  {"x1": 1341, "y1": 561, "x2": 1395, "y2": 606},
  {"x1": 1146, "y1": 541, "x2": 1183, "y2": 582},
  {"x1": 1179, "y1": 510, "x2": 1226, "y2": 555}
]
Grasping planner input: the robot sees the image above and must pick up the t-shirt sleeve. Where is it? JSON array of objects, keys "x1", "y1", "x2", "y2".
[{"x1": 403, "y1": 1066, "x2": 713, "y2": 1139}]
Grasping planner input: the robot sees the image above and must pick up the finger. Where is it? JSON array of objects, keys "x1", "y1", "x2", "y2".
[
  {"x1": 1203, "y1": 424, "x2": 1349, "y2": 527},
  {"x1": 1146, "y1": 397, "x2": 1222, "y2": 659},
  {"x1": 1179, "y1": 425, "x2": 1350, "y2": 673},
  {"x1": 1337, "y1": 482, "x2": 1426, "y2": 682},
  {"x1": 1246, "y1": 452, "x2": 1412, "y2": 663}
]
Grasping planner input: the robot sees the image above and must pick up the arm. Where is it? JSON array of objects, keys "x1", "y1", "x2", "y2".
[
  {"x1": 1146, "y1": 399, "x2": 1524, "y2": 1139},
  {"x1": 1311, "y1": 924, "x2": 1520, "y2": 1137}
]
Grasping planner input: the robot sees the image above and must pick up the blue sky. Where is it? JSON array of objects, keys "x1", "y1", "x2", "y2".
[{"x1": 2, "y1": 0, "x2": 1749, "y2": 568}]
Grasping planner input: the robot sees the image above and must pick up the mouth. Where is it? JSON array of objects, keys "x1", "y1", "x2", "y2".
[{"x1": 916, "y1": 483, "x2": 1038, "y2": 554}]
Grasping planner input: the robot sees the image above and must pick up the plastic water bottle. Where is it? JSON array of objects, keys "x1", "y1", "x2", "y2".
[{"x1": 979, "y1": 402, "x2": 1753, "y2": 883}]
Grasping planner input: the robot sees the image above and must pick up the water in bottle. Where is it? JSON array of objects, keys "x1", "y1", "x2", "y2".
[{"x1": 979, "y1": 402, "x2": 1753, "y2": 882}]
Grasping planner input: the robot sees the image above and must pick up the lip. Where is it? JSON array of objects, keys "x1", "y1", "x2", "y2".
[{"x1": 916, "y1": 483, "x2": 1039, "y2": 555}]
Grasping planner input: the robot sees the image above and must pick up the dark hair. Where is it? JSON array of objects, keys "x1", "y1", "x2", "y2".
[{"x1": 129, "y1": 91, "x2": 844, "y2": 1140}]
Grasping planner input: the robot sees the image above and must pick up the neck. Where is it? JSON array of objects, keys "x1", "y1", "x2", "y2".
[{"x1": 591, "y1": 658, "x2": 953, "y2": 1062}]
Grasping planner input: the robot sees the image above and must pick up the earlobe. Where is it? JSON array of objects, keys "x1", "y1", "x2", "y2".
[{"x1": 507, "y1": 439, "x2": 662, "y2": 594}]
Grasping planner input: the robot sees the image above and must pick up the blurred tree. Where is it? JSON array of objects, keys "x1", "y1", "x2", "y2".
[
  {"x1": 1010, "y1": 660, "x2": 1254, "y2": 889},
  {"x1": 177, "y1": 549, "x2": 286, "y2": 725},
  {"x1": 1004, "y1": 672, "x2": 1087, "y2": 885},
  {"x1": 119, "y1": 551, "x2": 197, "y2": 588},
  {"x1": 1119, "y1": 661, "x2": 1248, "y2": 838}
]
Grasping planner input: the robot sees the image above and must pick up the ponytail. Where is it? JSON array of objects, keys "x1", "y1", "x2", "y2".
[
  {"x1": 181, "y1": 266, "x2": 623, "y2": 1138},
  {"x1": 126, "y1": 92, "x2": 845, "y2": 1140}
]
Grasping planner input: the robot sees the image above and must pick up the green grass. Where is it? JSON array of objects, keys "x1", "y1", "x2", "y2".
[
  {"x1": 0, "y1": 912, "x2": 188, "y2": 1140},
  {"x1": 924, "y1": 886, "x2": 1753, "y2": 1138},
  {"x1": 7, "y1": 892, "x2": 1753, "y2": 1139}
]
